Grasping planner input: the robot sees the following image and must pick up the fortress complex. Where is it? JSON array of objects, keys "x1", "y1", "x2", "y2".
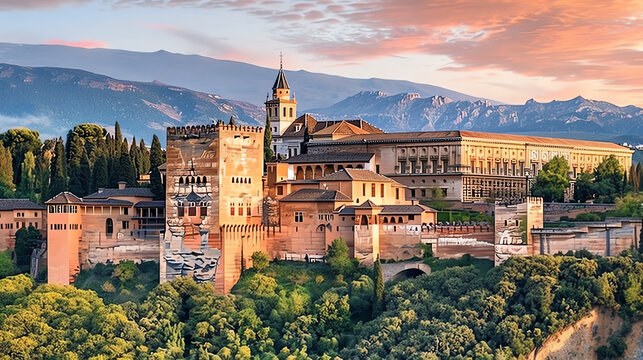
[{"x1": 36, "y1": 60, "x2": 637, "y2": 293}]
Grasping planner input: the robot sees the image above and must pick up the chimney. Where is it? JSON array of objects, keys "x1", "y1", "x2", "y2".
[
  {"x1": 98, "y1": 188, "x2": 104, "y2": 193},
  {"x1": 118, "y1": 181, "x2": 127, "y2": 190}
]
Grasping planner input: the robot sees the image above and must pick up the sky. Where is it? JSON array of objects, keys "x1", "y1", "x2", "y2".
[{"x1": 0, "y1": 0, "x2": 642, "y2": 106}]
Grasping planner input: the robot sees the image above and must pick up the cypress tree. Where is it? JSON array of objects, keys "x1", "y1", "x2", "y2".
[
  {"x1": 139, "y1": 139, "x2": 151, "y2": 175},
  {"x1": 35, "y1": 140, "x2": 54, "y2": 204},
  {"x1": 119, "y1": 138, "x2": 137, "y2": 187},
  {"x1": 373, "y1": 258, "x2": 384, "y2": 316},
  {"x1": 114, "y1": 121, "x2": 123, "y2": 149},
  {"x1": 17, "y1": 152, "x2": 36, "y2": 201},
  {"x1": 48, "y1": 138, "x2": 68, "y2": 199},
  {"x1": 149, "y1": 135, "x2": 165, "y2": 200},
  {"x1": 264, "y1": 113, "x2": 274, "y2": 164},
  {"x1": 229, "y1": 116, "x2": 236, "y2": 126},
  {"x1": 0, "y1": 142, "x2": 14, "y2": 197},
  {"x1": 130, "y1": 137, "x2": 141, "y2": 179},
  {"x1": 91, "y1": 152, "x2": 109, "y2": 194},
  {"x1": 68, "y1": 134, "x2": 91, "y2": 197},
  {"x1": 301, "y1": 126, "x2": 310, "y2": 154}
]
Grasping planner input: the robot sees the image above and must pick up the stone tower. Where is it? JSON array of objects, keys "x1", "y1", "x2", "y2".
[{"x1": 265, "y1": 55, "x2": 297, "y2": 136}]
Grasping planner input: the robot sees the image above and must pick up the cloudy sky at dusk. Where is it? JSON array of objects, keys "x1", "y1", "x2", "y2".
[{"x1": 1, "y1": 0, "x2": 642, "y2": 106}]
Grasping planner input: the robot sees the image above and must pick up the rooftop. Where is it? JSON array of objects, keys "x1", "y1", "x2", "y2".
[
  {"x1": 280, "y1": 188, "x2": 352, "y2": 202},
  {"x1": 84, "y1": 187, "x2": 154, "y2": 199},
  {"x1": 319, "y1": 169, "x2": 395, "y2": 182},
  {"x1": 0, "y1": 198, "x2": 45, "y2": 211},
  {"x1": 309, "y1": 130, "x2": 631, "y2": 151},
  {"x1": 134, "y1": 200, "x2": 166, "y2": 208},
  {"x1": 45, "y1": 192, "x2": 83, "y2": 205},
  {"x1": 284, "y1": 152, "x2": 374, "y2": 164},
  {"x1": 380, "y1": 204, "x2": 436, "y2": 215}
]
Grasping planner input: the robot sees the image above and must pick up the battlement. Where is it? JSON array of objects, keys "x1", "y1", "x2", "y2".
[
  {"x1": 167, "y1": 124, "x2": 264, "y2": 137},
  {"x1": 526, "y1": 196, "x2": 543, "y2": 205}
]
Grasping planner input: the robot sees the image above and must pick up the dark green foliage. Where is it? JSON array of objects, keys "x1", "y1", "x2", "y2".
[
  {"x1": 67, "y1": 134, "x2": 91, "y2": 197},
  {"x1": 17, "y1": 152, "x2": 36, "y2": 201},
  {"x1": 90, "y1": 151, "x2": 109, "y2": 193},
  {"x1": 13, "y1": 226, "x2": 42, "y2": 272},
  {"x1": 74, "y1": 260, "x2": 159, "y2": 304},
  {"x1": 373, "y1": 259, "x2": 384, "y2": 316},
  {"x1": 530, "y1": 155, "x2": 570, "y2": 202},
  {"x1": 118, "y1": 139, "x2": 138, "y2": 186},
  {"x1": 574, "y1": 171, "x2": 594, "y2": 202},
  {"x1": 251, "y1": 251, "x2": 269, "y2": 271},
  {"x1": 301, "y1": 125, "x2": 310, "y2": 154},
  {"x1": 113, "y1": 260, "x2": 140, "y2": 283},
  {"x1": 0, "y1": 128, "x2": 41, "y2": 189},
  {"x1": 48, "y1": 138, "x2": 68, "y2": 198},
  {"x1": 0, "y1": 142, "x2": 14, "y2": 197},
  {"x1": 264, "y1": 114, "x2": 274, "y2": 164},
  {"x1": 149, "y1": 134, "x2": 165, "y2": 200},
  {"x1": 138, "y1": 138, "x2": 151, "y2": 176},
  {"x1": 0, "y1": 250, "x2": 18, "y2": 278},
  {"x1": 229, "y1": 115, "x2": 236, "y2": 125},
  {"x1": 575, "y1": 212, "x2": 602, "y2": 221},
  {"x1": 327, "y1": 238, "x2": 355, "y2": 275},
  {"x1": 594, "y1": 155, "x2": 625, "y2": 203}
]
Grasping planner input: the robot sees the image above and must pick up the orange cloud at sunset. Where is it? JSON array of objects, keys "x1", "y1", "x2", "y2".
[{"x1": 45, "y1": 39, "x2": 109, "y2": 49}]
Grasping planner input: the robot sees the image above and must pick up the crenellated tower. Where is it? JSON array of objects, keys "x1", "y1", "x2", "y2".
[{"x1": 265, "y1": 55, "x2": 297, "y2": 137}]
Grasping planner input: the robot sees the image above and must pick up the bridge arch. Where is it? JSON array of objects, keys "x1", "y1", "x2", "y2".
[{"x1": 381, "y1": 261, "x2": 432, "y2": 282}]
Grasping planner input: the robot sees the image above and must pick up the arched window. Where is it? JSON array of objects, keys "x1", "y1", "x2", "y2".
[
  {"x1": 106, "y1": 218, "x2": 113, "y2": 236},
  {"x1": 289, "y1": 107, "x2": 293, "y2": 117},
  {"x1": 390, "y1": 217, "x2": 396, "y2": 224},
  {"x1": 283, "y1": 107, "x2": 286, "y2": 117},
  {"x1": 179, "y1": 177, "x2": 184, "y2": 184},
  {"x1": 202, "y1": 176, "x2": 207, "y2": 184},
  {"x1": 316, "y1": 225, "x2": 325, "y2": 232},
  {"x1": 383, "y1": 217, "x2": 389, "y2": 223},
  {"x1": 398, "y1": 217, "x2": 403, "y2": 223}
]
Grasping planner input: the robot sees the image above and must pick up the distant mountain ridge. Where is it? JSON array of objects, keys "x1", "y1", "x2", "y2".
[
  {"x1": 308, "y1": 91, "x2": 643, "y2": 139},
  {"x1": 0, "y1": 42, "x2": 496, "y2": 110},
  {"x1": 0, "y1": 63, "x2": 264, "y2": 141}
]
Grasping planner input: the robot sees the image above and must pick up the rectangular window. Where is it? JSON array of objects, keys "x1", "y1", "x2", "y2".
[
  {"x1": 421, "y1": 189, "x2": 426, "y2": 197},
  {"x1": 238, "y1": 206, "x2": 244, "y2": 216},
  {"x1": 410, "y1": 160, "x2": 417, "y2": 174},
  {"x1": 380, "y1": 184, "x2": 385, "y2": 197},
  {"x1": 34, "y1": 212, "x2": 38, "y2": 217},
  {"x1": 178, "y1": 207, "x2": 185, "y2": 217},
  {"x1": 230, "y1": 206, "x2": 235, "y2": 216},
  {"x1": 200, "y1": 207, "x2": 208, "y2": 216},
  {"x1": 124, "y1": 207, "x2": 129, "y2": 215},
  {"x1": 277, "y1": 186, "x2": 284, "y2": 195},
  {"x1": 246, "y1": 205, "x2": 252, "y2": 217},
  {"x1": 411, "y1": 189, "x2": 416, "y2": 197},
  {"x1": 409, "y1": 215, "x2": 415, "y2": 221},
  {"x1": 294, "y1": 211, "x2": 303, "y2": 223},
  {"x1": 399, "y1": 161, "x2": 407, "y2": 174},
  {"x1": 371, "y1": 183, "x2": 376, "y2": 197},
  {"x1": 122, "y1": 221, "x2": 130, "y2": 229},
  {"x1": 188, "y1": 207, "x2": 197, "y2": 216},
  {"x1": 376, "y1": 164, "x2": 380, "y2": 173},
  {"x1": 362, "y1": 183, "x2": 366, "y2": 196},
  {"x1": 396, "y1": 188, "x2": 400, "y2": 200}
]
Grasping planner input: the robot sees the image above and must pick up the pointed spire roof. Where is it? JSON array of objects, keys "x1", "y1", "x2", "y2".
[{"x1": 272, "y1": 54, "x2": 290, "y2": 90}]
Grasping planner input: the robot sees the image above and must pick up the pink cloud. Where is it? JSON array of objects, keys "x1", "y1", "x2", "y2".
[
  {"x1": 45, "y1": 39, "x2": 109, "y2": 49},
  {"x1": 0, "y1": 0, "x2": 89, "y2": 10}
]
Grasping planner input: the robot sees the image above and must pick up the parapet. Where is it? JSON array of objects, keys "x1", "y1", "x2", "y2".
[{"x1": 167, "y1": 123, "x2": 264, "y2": 137}]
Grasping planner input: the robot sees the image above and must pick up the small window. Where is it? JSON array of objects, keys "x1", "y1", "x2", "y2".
[
  {"x1": 381, "y1": 184, "x2": 385, "y2": 197},
  {"x1": 230, "y1": 206, "x2": 235, "y2": 216},
  {"x1": 371, "y1": 183, "x2": 376, "y2": 197},
  {"x1": 362, "y1": 183, "x2": 366, "y2": 196},
  {"x1": 122, "y1": 221, "x2": 130, "y2": 229},
  {"x1": 124, "y1": 207, "x2": 128, "y2": 215},
  {"x1": 247, "y1": 205, "x2": 252, "y2": 217},
  {"x1": 201, "y1": 207, "x2": 208, "y2": 216},
  {"x1": 106, "y1": 218, "x2": 113, "y2": 235},
  {"x1": 396, "y1": 188, "x2": 400, "y2": 200},
  {"x1": 178, "y1": 207, "x2": 185, "y2": 217},
  {"x1": 294, "y1": 211, "x2": 303, "y2": 223},
  {"x1": 277, "y1": 186, "x2": 284, "y2": 195},
  {"x1": 238, "y1": 205, "x2": 244, "y2": 216},
  {"x1": 188, "y1": 207, "x2": 197, "y2": 216}
]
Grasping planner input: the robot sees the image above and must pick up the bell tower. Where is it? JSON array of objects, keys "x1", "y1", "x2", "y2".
[{"x1": 265, "y1": 54, "x2": 297, "y2": 136}]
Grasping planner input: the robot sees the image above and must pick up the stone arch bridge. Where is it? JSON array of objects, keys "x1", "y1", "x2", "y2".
[{"x1": 381, "y1": 261, "x2": 432, "y2": 282}]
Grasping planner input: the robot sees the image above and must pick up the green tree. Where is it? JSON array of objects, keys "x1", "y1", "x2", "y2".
[
  {"x1": 264, "y1": 114, "x2": 274, "y2": 164},
  {"x1": 91, "y1": 151, "x2": 109, "y2": 194},
  {"x1": 229, "y1": 115, "x2": 236, "y2": 126},
  {"x1": 326, "y1": 238, "x2": 354, "y2": 276},
  {"x1": 118, "y1": 138, "x2": 137, "y2": 186},
  {"x1": 34, "y1": 140, "x2": 54, "y2": 203},
  {"x1": 574, "y1": 171, "x2": 594, "y2": 203},
  {"x1": 17, "y1": 152, "x2": 36, "y2": 201},
  {"x1": 13, "y1": 225, "x2": 42, "y2": 272},
  {"x1": 48, "y1": 138, "x2": 68, "y2": 199},
  {"x1": 0, "y1": 250, "x2": 18, "y2": 279},
  {"x1": 139, "y1": 138, "x2": 151, "y2": 176},
  {"x1": 530, "y1": 155, "x2": 570, "y2": 202},
  {"x1": 373, "y1": 259, "x2": 384, "y2": 316},
  {"x1": 0, "y1": 128, "x2": 41, "y2": 188},
  {"x1": 301, "y1": 126, "x2": 310, "y2": 154},
  {"x1": 0, "y1": 142, "x2": 15, "y2": 197},
  {"x1": 149, "y1": 135, "x2": 165, "y2": 200},
  {"x1": 593, "y1": 155, "x2": 624, "y2": 203},
  {"x1": 113, "y1": 260, "x2": 140, "y2": 283},
  {"x1": 68, "y1": 134, "x2": 91, "y2": 197},
  {"x1": 251, "y1": 251, "x2": 269, "y2": 271}
]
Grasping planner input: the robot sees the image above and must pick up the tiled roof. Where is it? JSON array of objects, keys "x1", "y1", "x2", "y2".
[
  {"x1": 0, "y1": 198, "x2": 45, "y2": 211},
  {"x1": 380, "y1": 204, "x2": 436, "y2": 215},
  {"x1": 280, "y1": 189, "x2": 351, "y2": 202},
  {"x1": 284, "y1": 152, "x2": 374, "y2": 164},
  {"x1": 281, "y1": 114, "x2": 318, "y2": 137},
  {"x1": 313, "y1": 121, "x2": 371, "y2": 136},
  {"x1": 309, "y1": 130, "x2": 630, "y2": 151},
  {"x1": 281, "y1": 115, "x2": 384, "y2": 138},
  {"x1": 134, "y1": 200, "x2": 165, "y2": 208},
  {"x1": 275, "y1": 179, "x2": 320, "y2": 184},
  {"x1": 81, "y1": 199, "x2": 133, "y2": 206},
  {"x1": 84, "y1": 187, "x2": 154, "y2": 199},
  {"x1": 45, "y1": 192, "x2": 83, "y2": 204},
  {"x1": 356, "y1": 200, "x2": 381, "y2": 209},
  {"x1": 319, "y1": 169, "x2": 394, "y2": 182}
]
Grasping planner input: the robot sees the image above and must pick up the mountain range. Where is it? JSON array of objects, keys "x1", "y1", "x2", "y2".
[
  {"x1": 0, "y1": 42, "x2": 492, "y2": 110},
  {"x1": 0, "y1": 63, "x2": 263, "y2": 141},
  {"x1": 309, "y1": 91, "x2": 643, "y2": 141}
]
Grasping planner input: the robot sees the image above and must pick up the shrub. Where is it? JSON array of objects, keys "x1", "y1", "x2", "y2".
[
  {"x1": 575, "y1": 212, "x2": 601, "y2": 222},
  {"x1": 251, "y1": 251, "x2": 269, "y2": 271},
  {"x1": 315, "y1": 275, "x2": 324, "y2": 284},
  {"x1": 248, "y1": 273, "x2": 278, "y2": 297},
  {"x1": 327, "y1": 238, "x2": 355, "y2": 275},
  {"x1": 0, "y1": 250, "x2": 18, "y2": 278},
  {"x1": 113, "y1": 260, "x2": 139, "y2": 283},
  {"x1": 101, "y1": 281, "x2": 116, "y2": 293}
]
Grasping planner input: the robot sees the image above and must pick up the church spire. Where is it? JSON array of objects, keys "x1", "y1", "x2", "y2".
[{"x1": 272, "y1": 53, "x2": 290, "y2": 91}]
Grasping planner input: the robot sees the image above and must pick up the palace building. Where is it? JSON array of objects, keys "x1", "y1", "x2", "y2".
[{"x1": 39, "y1": 61, "x2": 636, "y2": 293}]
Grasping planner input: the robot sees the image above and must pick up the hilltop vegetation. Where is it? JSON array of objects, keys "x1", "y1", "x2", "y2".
[{"x1": 0, "y1": 243, "x2": 641, "y2": 359}]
